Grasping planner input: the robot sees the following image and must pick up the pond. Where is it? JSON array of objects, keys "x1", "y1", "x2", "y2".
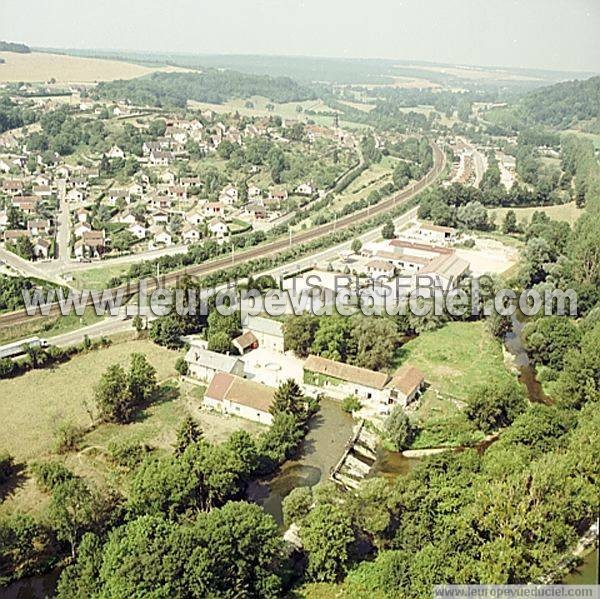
[{"x1": 247, "y1": 397, "x2": 355, "y2": 525}]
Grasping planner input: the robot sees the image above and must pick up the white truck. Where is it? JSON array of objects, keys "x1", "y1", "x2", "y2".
[{"x1": 0, "y1": 337, "x2": 49, "y2": 360}]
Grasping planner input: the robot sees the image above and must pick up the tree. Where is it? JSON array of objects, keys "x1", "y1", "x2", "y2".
[
  {"x1": 457, "y1": 201, "x2": 490, "y2": 231},
  {"x1": 522, "y1": 316, "x2": 581, "y2": 370},
  {"x1": 132, "y1": 314, "x2": 144, "y2": 335},
  {"x1": 127, "y1": 353, "x2": 157, "y2": 407},
  {"x1": 283, "y1": 314, "x2": 319, "y2": 357},
  {"x1": 502, "y1": 210, "x2": 519, "y2": 234},
  {"x1": 270, "y1": 379, "x2": 305, "y2": 418},
  {"x1": 149, "y1": 315, "x2": 184, "y2": 349},
  {"x1": 465, "y1": 379, "x2": 527, "y2": 433},
  {"x1": 282, "y1": 487, "x2": 313, "y2": 526},
  {"x1": 49, "y1": 478, "x2": 96, "y2": 558},
  {"x1": 174, "y1": 356, "x2": 188, "y2": 376},
  {"x1": 173, "y1": 415, "x2": 203, "y2": 455},
  {"x1": 94, "y1": 364, "x2": 135, "y2": 423},
  {"x1": 301, "y1": 503, "x2": 355, "y2": 582},
  {"x1": 381, "y1": 220, "x2": 395, "y2": 239},
  {"x1": 385, "y1": 407, "x2": 416, "y2": 450},
  {"x1": 207, "y1": 331, "x2": 232, "y2": 353},
  {"x1": 351, "y1": 239, "x2": 362, "y2": 254}
]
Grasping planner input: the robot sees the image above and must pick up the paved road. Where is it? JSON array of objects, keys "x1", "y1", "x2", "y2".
[
  {"x1": 34, "y1": 205, "x2": 421, "y2": 349},
  {"x1": 55, "y1": 180, "x2": 70, "y2": 266}
]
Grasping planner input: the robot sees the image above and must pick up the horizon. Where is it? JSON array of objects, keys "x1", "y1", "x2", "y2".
[{"x1": 1, "y1": 0, "x2": 599, "y2": 73}]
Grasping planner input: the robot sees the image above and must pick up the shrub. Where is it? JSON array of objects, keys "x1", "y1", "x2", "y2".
[
  {"x1": 0, "y1": 451, "x2": 15, "y2": 483},
  {"x1": 54, "y1": 422, "x2": 85, "y2": 454},
  {"x1": 30, "y1": 461, "x2": 75, "y2": 492},
  {"x1": 175, "y1": 357, "x2": 188, "y2": 376},
  {"x1": 108, "y1": 441, "x2": 152, "y2": 469},
  {"x1": 342, "y1": 395, "x2": 361, "y2": 413}
]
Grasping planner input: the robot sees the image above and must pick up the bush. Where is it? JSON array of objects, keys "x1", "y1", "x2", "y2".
[
  {"x1": 342, "y1": 395, "x2": 361, "y2": 413},
  {"x1": 54, "y1": 421, "x2": 85, "y2": 454},
  {"x1": 108, "y1": 441, "x2": 152, "y2": 469},
  {"x1": 0, "y1": 451, "x2": 15, "y2": 483},
  {"x1": 384, "y1": 407, "x2": 416, "y2": 450},
  {"x1": 30, "y1": 461, "x2": 75, "y2": 492},
  {"x1": 175, "y1": 357, "x2": 188, "y2": 376}
]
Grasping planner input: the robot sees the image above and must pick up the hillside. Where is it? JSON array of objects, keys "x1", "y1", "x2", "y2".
[
  {"x1": 516, "y1": 75, "x2": 600, "y2": 130},
  {"x1": 0, "y1": 51, "x2": 190, "y2": 83},
  {"x1": 95, "y1": 70, "x2": 317, "y2": 107},
  {"x1": 0, "y1": 41, "x2": 30, "y2": 53}
]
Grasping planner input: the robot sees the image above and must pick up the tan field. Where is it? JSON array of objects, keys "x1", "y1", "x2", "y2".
[
  {"x1": 0, "y1": 51, "x2": 191, "y2": 83},
  {"x1": 489, "y1": 202, "x2": 583, "y2": 226}
]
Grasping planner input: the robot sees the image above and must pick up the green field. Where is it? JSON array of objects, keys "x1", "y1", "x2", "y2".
[
  {"x1": 66, "y1": 264, "x2": 131, "y2": 290},
  {"x1": 488, "y1": 202, "x2": 583, "y2": 226},
  {"x1": 0, "y1": 339, "x2": 181, "y2": 462},
  {"x1": 397, "y1": 321, "x2": 514, "y2": 401},
  {"x1": 0, "y1": 307, "x2": 105, "y2": 345}
]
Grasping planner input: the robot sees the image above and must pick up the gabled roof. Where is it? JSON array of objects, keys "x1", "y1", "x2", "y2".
[
  {"x1": 205, "y1": 372, "x2": 274, "y2": 413},
  {"x1": 233, "y1": 331, "x2": 258, "y2": 350},
  {"x1": 388, "y1": 365, "x2": 425, "y2": 396},
  {"x1": 185, "y1": 346, "x2": 241, "y2": 373},
  {"x1": 242, "y1": 314, "x2": 283, "y2": 337},
  {"x1": 304, "y1": 354, "x2": 390, "y2": 390}
]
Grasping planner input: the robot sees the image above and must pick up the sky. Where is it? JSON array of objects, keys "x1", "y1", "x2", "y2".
[{"x1": 1, "y1": 0, "x2": 599, "y2": 72}]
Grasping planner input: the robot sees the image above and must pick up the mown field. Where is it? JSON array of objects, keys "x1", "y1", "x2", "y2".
[
  {"x1": 0, "y1": 51, "x2": 189, "y2": 83},
  {"x1": 0, "y1": 338, "x2": 180, "y2": 462},
  {"x1": 489, "y1": 201, "x2": 583, "y2": 226},
  {"x1": 396, "y1": 321, "x2": 514, "y2": 401}
]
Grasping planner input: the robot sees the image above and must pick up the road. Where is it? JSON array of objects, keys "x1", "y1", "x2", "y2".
[
  {"x1": 0, "y1": 140, "x2": 445, "y2": 329},
  {"x1": 40, "y1": 204, "x2": 422, "y2": 349}
]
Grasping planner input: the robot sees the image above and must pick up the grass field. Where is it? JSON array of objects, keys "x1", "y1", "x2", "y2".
[
  {"x1": 396, "y1": 321, "x2": 514, "y2": 400},
  {"x1": 0, "y1": 51, "x2": 189, "y2": 83},
  {"x1": 0, "y1": 307, "x2": 105, "y2": 345},
  {"x1": 66, "y1": 264, "x2": 131, "y2": 290},
  {"x1": 0, "y1": 339, "x2": 181, "y2": 462},
  {"x1": 488, "y1": 202, "x2": 583, "y2": 226}
]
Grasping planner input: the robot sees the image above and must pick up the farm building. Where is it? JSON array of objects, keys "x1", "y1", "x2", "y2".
[{"x1": 204, "y1": 372, "x2": 274, "y2": 425}]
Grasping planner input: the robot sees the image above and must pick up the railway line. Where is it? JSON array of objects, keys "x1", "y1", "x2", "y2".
[{"x1": 0, "y1": 141, "x2": 445, "y2": 329}]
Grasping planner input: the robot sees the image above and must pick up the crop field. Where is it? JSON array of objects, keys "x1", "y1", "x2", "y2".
[{"x1": 0, "y1": 51, "x2": 189, "y2": 83}]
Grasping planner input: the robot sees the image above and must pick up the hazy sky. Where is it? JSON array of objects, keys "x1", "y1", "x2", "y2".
[{"x1": 1, "y1": 0, "x2": 599, "y2": 72}]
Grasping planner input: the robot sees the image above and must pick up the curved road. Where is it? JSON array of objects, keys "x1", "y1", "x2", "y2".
[{"x1": 0, "y1": 141, "x2": 445, "y2": 328}]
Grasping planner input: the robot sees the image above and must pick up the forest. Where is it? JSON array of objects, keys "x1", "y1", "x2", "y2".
[{"x1": 94, "y1": 70, "x2": 317, "y2": 107}]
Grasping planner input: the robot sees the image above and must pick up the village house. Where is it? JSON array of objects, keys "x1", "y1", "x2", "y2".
[
  {"x1": 128, "y1": 223, "x2": 146, "y2": 240},
  {"x1": 32, "y1": 237, "x2": 51, "y2": 260},
  {"x1": 75, "y1": 208, "x2": 89, "y2": 224},
  {"x1": 70, "y1": 177, "x2": 89, "y2": 190},
  {"x1": 208, "y1": 218, "x2": 229, "y2": 242},
  {"x1": 366, "y1": 259, "x2": 396, "y2": 280},
  {"x1": 3, "y1": 229, "x2": 30, "y2": 243},
  {"x1": 142, "y1": 141, "x2": 162, "y2": 156},
  {"x1": 27, "y1": 219, "x2": 51, "y2": 236},
  {"x1": 75, "y1": 229, "x2": 106, "y2": 259},
  {"x1": 150, "y1": 225, "x2": 172, "y2": 247},
  {"x1": 268, "y1": 188, "x2": 288, "y2": 203},
  {"x1": 106, "y1": 145, "x2": 125, "y2": 159},
  {"x1": 2, "y1": 180, "x2": 24, "y2": 195},
  {"x1": 107, "y1": 189, "x2": 130, "y2": 206},
  {"x1": 388, "y1": 365, "x2": 426, "y2": 408},
  {"x1": 67, "y1": 188, "x2": 85, "y2": 203},
  {"x1": 303, "y1": 355, "x2": 425, "y2": 411},
  {"x1": 74, "y1": 221, "x2": 92, "y2": 238},
  {"x1": 186, "y1": 209, "x2": 204, "y2": 226},
  {"x1": 12, "y1": 196, "x2": 39, "y2": 214},
  {"x1": 295, "y1": 182, "x2": 315, "y2": 196},
  {"x1": 248, "y1": 185, "x2": 262, "y2": 198},
  {"x1": 232, "y1": 331, "x2": 259, "y2": 355},
  {"x1": 303, "y1": 355, "x2": 391, "y2": 403},
  {"x1": 241, "y1": 314, "x2": 285, "y2": 353},
  {"x1": 182, "y1": 224, "x2": 201, "y2": 244},
  {"x1": 203, "y1": 202, "x2": 225, "y2": 218},
  {"x1": 150, "y1": 210, "x2": 169, "y2": 226},
  {"x1": 185, "y1": 343, "x2": 245, "y2": 383},
  {"x1": 417, "y1": 223, "x2": 458, "y2": 245},
  {"x1": 221, "y1": 184, "x2": 238, "y2": 202},
  {"x1": 203, "y1": 372, "x2": 274, "y2": 426},
  {"x1": 149, "y1": 150, "x2": 173, "y2": 166}
]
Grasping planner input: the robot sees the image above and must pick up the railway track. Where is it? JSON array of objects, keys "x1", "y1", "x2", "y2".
[{"x1": 0, "y1": 141, "x2": 445, "y2": 329}]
